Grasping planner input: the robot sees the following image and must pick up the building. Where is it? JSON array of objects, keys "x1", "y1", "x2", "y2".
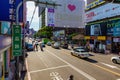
[
  {"x1": 40, "y1": 0, "x2": 85, "y2": 36},
  {"x1": 85, "y1": 0, "x2": 120, "y2": 54}
]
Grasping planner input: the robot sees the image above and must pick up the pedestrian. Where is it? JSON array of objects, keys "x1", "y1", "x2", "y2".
[
  {"x1": 35, "y1": 41, "x2": 38, "y2": 51},
  {"x1": 40, "y1": 42, "x2": 43, "y2": 51},
  {"x1": 68, "y1": 75, "x2": 74, "y2": 80}
]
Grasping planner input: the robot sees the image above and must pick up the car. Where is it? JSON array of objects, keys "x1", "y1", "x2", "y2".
[
  {"x1": 71, "y1": 47, "x2": 90, "y2": 58},
  {"x1": 61, "y1": 43, "x2": 68, "y2": 49},
  {"x1": 47, "y1": 42, "x2": 51, "y2": 46},
  {"x1": 26, "y1": 43, "x2": 34, "y2": 51},
  {"x1": 111, "y1": 56, "x2": 120, "y2": 64},
  {"x1": 52, "y1": 42, "x2": 60, "y2": 49}
]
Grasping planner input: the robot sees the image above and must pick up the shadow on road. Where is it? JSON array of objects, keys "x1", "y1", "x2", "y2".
[{"x1": 82, "y1": 58, "x2": 98, "y2": 63}]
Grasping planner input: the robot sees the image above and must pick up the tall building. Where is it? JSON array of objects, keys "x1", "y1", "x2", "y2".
[{"x1": 40, "y1": 0, "x2": 85, "y2": 35}]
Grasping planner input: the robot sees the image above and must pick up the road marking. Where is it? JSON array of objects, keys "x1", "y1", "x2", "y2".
[
  {"x1": 101, "y1": 62, "x2": 120, "y2": 70},
  {"x1": 29, "y1": 65, "x2": 69, "y2": 73},
  {"x1": 116, "y1": 79, "x2": 120, "y2": 80},
  {"x1": 50, "y1": 72, "x2": 63, "y2": 80},
  {"x1": 92, "y1": 64, "x2": 120, "y2": 77},
  {"x1": 26, "y1": 58, "x2": 31, "y2": 80},
  {"x1": 46, "y1": 50, "x2": 96, "y2": 80}
]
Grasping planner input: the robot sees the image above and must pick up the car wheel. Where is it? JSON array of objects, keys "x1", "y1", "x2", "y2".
[{"x1": 112, "y1": 59, "x2": 117, "y2": 64}]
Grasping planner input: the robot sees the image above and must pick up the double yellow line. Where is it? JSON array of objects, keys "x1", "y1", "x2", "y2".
[{"x1": 92, "y1": 64, "x2": 120, "y2": 77}]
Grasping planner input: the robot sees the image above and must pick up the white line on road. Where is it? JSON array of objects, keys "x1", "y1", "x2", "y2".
[
  {"x1": 46, "y1": 50, "x2": 96, "y2": 80},
  {"x1": 101, "y1": 62, "x2": 120, "y2": 70},
  {"x1": 29, "y1": 65, "x2": 69, "y2": 73},
  {"x1": 26, "y1": 58, "x2": 31, "y2": 80}
]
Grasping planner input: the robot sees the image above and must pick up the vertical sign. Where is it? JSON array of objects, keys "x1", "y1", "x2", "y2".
[
  {"x1": 47, "y1": 8, "x2": 55, "y2": 26},
  {"x1": 12, "y1": 25, "x2": 22, "y2": 56}
]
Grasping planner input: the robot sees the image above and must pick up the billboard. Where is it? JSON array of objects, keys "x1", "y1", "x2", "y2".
[
  {"x1": 107, "y1": 19, "x2": 120, "y2": 36},
  {"x1": 54, "y1": 0, "x2": 85, "y2": 28},
  {"x1": 46, "y1": 8, "x2": 55, "y2": 26},
  {"x1": 86, "y1": 22, "x2": 107, "y2": 36},
  {"x1": 85, "y1": 3, "x2": 120, "y2": 22},
  {"x1": 1, "y1": 21, "x2": 11, "y2": 35},
  {"x1": 0, "y1": 0, "x2": 23, "y2": 22}
]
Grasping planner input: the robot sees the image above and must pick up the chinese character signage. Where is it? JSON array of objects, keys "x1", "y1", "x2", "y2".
[
  {"x1": 0, "y1": 0, "x2": 23, "y2": 22},
  {"x1": 12, "y1": 25, "x2": 22, "y2": 56}
]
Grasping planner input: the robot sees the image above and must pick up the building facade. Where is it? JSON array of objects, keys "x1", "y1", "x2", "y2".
[{"x1": 85, "y1": 0, "x2": 120, "y2": 54}]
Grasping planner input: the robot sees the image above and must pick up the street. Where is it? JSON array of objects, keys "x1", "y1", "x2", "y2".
[{"x1": 25, "y1": 46, "x2": 120, "y2": 80}]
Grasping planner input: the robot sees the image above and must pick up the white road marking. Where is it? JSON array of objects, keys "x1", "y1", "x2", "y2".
[
  {"x1": 37, "y1": 53, "x2": 49, "y2": 68},
  {"x1": 29, "y1": 65, "x2": 69, "y2": 73},
  {"x1": 101, "y1": 62, "x2": 120, "y2": 70},
  {"x1": 116, "y1": 79, "x2": 120, "y2": 80},
  {"x1": 46, "y1": 50, "x2": 96, "y2": 80},
  {"x1": 50, "y1": 72, "x2": 63, "y2": 80},
  {"x1": 26, "y1": 58, "x2": 31, "y2": 80}
]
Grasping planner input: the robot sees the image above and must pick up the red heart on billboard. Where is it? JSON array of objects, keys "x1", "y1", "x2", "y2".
[{"x1": 67, "y1": 4, "x2": 76, "y2": 11}]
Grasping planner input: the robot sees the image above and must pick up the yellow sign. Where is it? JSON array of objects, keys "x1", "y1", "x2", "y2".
[
  {"x1": 97, "y1": 36, "x2": 106, "y2": 40},
  {"x1": 85, "y1": 36, "x2": 90, "y2": 39},
  {"x1": 86, "y1": 0, "x2": 105, "y2": 10}
]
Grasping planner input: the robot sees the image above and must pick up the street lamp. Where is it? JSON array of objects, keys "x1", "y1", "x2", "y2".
[{"x1": 15, "y1": 0, "x2": 61, "y2": 80}]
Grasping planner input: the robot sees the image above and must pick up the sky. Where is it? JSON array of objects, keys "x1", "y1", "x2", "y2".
[
  {"x1": 27, "y1": 2, "x2": 39, "y2": 31},
  {"x1": 26, "y1": 0, "x2": 86, "y2": 31}
]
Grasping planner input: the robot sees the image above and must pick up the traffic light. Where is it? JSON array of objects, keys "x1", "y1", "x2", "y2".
[{"x1": 104, "y1": 0, "x2": 120, "y2": 3}]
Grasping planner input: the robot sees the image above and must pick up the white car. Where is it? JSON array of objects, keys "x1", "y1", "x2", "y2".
[
  {"x1": 71, "y1": 47, "x2": 90, "y2": 58},
  {"x1": 111, "y1": 56, "x2": 120, "y2": 64}
]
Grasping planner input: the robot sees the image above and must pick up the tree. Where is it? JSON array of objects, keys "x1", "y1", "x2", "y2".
[{"x1": 37, "y1": 26, "x2": 53, "y2": 38}]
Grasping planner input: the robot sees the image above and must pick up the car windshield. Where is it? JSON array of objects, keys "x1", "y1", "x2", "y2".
[{"x1": 76, "y1": 49, "x2": 88, "y2": 52}]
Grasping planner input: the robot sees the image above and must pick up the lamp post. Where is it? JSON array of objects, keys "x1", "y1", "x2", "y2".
[{"x1": 15, "y1": 0, "x2": 61, "y2": 80}]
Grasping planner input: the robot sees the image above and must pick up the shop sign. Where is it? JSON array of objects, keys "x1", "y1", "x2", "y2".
[
  {"x1": 85, "y1": 3, "x2": 120, "y2": 22},
  {"x1": 97, "y1": 36, "x2": 106, "y2": 40},
  {"x1": 12, "y1": 25, "x2": 22, "y2": 56},
  {"x1": 0, "y1": 0, "x2": 23, "y2": 22},
  {"x1": 113, "y1": 38, "x2": 120, "y2": 42},
  {"x1": 86, "y1": 0, "x2": 105, "y2": 10},
  {"x1": 85, "y1": 36, "x2": 90, "y2": 39},
  {"x1": 107, "y1": 19, "x2": 120, "y2": 36}
]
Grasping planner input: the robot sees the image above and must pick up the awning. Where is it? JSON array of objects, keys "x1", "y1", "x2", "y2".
[{"x1": 72, "y1": 34, "x2": 84, "y2": 40}]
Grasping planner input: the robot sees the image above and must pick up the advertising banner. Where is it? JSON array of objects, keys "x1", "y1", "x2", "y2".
[
  {"x1": 86, "y1": 22, "x2": 107, "y2": 36},
  {"x1": 1, "y1": 21, "x2": 11, "y2": 34},
  {"x1": 46, "y1": 8, "x2": 55, "y2": 27},
  {"x1": 85, "y1": 3, "x2": 120, "y2": 22},
  {"x1": 0, "y1": 0, "x2": 23, "y2": 22},
  {"x1": 107, "y1": 19, "x2": 120, "y2": 36},
  {"x1": 54, "y1": 0, "x2": 85, "y2": 28}
]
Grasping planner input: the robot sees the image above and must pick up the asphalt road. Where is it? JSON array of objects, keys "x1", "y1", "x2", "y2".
[{"x1": 25, "y1": 45, "x2": 120, "y2": 80}]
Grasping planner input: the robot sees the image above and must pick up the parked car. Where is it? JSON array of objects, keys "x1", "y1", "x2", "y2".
[
  {"x1": 111, "y1": 56, "x2": 120, "y2": 64},
  {"x1": 61, "y1": 43, "x2": 68, "y2": 49},
  {"x1": 26, "y1": 43, "x2": 34, "y2": 51},
  {"x1": 71, "y1": 47, "x2": 90, "y2": 58},
  {"x1": 47, "y1": 41, "x2": 51, "y2": 46},
  {"x1": 52, "y1": 42, "x2": 60, "y2": 49}
]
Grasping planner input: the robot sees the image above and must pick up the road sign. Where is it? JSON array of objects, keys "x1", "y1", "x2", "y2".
[
  {"x1": 12, "y1": 25, "x2": 22, "y2": 56},
  {"x1": 0, "y1": 0, "x2": 23, "y2": 22}
]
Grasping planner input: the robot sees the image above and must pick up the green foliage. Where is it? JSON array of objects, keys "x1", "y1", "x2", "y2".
[{"x1": 36, "y1": 26, "x2": 53, "y2": 38}]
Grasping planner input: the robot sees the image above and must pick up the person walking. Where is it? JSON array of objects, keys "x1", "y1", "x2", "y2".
[{"x1": 39, "y1": 41, "x2": 43, "y2": 51}]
